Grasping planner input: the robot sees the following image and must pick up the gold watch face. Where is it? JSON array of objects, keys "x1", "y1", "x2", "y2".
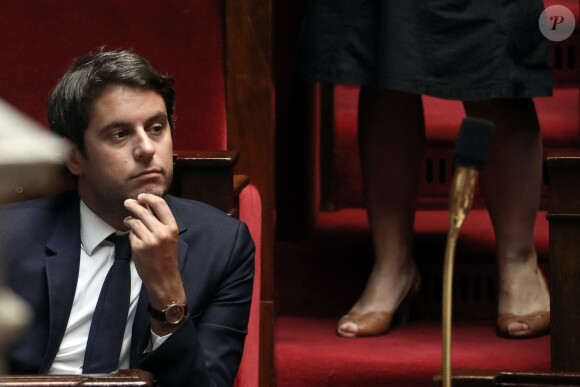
[{"x1": 165, "y1": 304, "x2": 185, "y2": 325}]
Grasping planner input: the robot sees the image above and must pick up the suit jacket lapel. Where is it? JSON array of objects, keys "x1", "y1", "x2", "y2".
[
  {"x1": 166, "y1": 196, "x2": 189, "y2": 276},
  {"x1": 40, "y1": 196, "x2": 82, "y2": 373}
]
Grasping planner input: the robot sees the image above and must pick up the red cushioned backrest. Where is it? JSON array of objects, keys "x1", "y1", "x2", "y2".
[
  {"x1": 235, "y1": 184, "x2": 262, "y2": 387},
  {"x1": 0, "y1": 0, "x2": 226, "y2": 151}
]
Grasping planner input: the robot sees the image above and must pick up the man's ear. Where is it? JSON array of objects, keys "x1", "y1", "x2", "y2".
[{"x1": 63, "y1": 139, "x2": 84, "y2": 176}]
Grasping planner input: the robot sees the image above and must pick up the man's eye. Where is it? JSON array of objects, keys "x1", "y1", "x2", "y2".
[
  {"x1": 150, "y1": 125, "x2": 164, "y2": 133},
  {"x1": 111, "y1": 131, "x2": 127, "y2": 139}
]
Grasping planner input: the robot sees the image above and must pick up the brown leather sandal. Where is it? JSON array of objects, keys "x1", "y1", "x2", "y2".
[
  {"x1": 337, "y1": 311, "x2": 394, "y2": 338},
  {"x1": 496, "y1": 311, "x2": 550, "y2": 338},
  {"x1": 497, "y1": 270, "x2": 550, "y2": 339},
  {"x1": 337, "y1": 269, "x2": 421, "y2": 338}
]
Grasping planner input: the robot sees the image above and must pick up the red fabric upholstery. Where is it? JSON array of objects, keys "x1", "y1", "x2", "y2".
[
  {"x1": 335, "y1": 85, "x2": 579, "y2": 149},
  {"x1": 0, "y1": 1, "x2": 226, "y2": 150},
  {"x1": 423, "y1": 88, "x2": 579, "y2": 146},
  {"x1": 236, "y1": 184, "x2": 262, "y2": 387}
]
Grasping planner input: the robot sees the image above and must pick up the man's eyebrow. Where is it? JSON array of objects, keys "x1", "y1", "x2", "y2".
[
  {"x1": 99, "y1": 120, "x2": 131, "y2": 134},
  {"x1": 98, "y1": 112, "x2": 169, "y2": 134},
  {"x1": 145, "y1": 112, "x2": 169, "y2": 125}
]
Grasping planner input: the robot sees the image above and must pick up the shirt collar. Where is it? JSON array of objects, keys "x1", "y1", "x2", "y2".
[{"x1": 80, "y1": 201, "x2": 117, "y2": 255}]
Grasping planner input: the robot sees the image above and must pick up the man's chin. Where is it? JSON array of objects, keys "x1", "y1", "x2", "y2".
[{"x1": 128, "y1": 184, "x2": 169, "y2": 200}]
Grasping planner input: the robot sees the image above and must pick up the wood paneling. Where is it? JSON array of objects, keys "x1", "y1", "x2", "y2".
[
  {"x1": 225, "y1": 1, "x2": 276, "y2": 385},
  {"x1": 546, "y1": 152, "x2": 580, "y2": 372}
]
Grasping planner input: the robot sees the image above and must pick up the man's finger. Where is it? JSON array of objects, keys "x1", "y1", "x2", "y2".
[
  {"x1": 124, "y1": 198, "x2": 159, "y2": 231},
  {"x1": 136, "y1": 193, "x2": 176, "y2": 226},
  {"x1": 123, "y1": 215, "x2": 151, "y2": 242}
]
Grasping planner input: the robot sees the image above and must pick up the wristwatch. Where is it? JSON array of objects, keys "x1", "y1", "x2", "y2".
[{"x1": 148, "y1": 301, "x2": 189, "y2": 325}]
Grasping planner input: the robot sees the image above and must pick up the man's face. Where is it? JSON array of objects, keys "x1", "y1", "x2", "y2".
[{"x1": 66, "y1": 85, "x2": 174, "y2": 227}]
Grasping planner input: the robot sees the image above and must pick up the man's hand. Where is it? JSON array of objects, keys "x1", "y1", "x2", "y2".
[{"x1": 124, "y1": 193, "x2": 187, "y2": 335}]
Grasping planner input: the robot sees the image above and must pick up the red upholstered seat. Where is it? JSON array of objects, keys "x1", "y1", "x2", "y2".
[
  {"x1": 236, "y1": 185, "x2": 262, "y2": 387},
  {"x1": 423, "y1": 88, "x2": 579, "y2": 147}
]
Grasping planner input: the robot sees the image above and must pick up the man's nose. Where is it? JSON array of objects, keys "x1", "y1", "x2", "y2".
[{"x1": 134, "y1": 129, "x2": 155, "y2": 159}]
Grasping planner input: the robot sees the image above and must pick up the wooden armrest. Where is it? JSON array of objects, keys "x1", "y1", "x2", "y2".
[
  {"x1": 230, "y1": 174, "x2": 250, "y2": 218},
  {"x1": 234, "y1": 174, "x2": 250, "y2": 196},
  {"x1": 545, "y1": 152, "x2": 580, "y2": 214},
  {"x1": 171, "y1": 150, "x2": 246, "y2": 217},
  {"x1": 0, "y1": 369, "x2": 152, "y2": 386}
]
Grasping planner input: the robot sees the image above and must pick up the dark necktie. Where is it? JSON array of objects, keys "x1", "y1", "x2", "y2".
[{"x1": 83, "y1": 233, "x2": 131, "y2": 373}]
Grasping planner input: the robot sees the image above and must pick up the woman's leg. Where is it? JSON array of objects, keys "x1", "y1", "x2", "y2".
[
  {"x1": 463, "y1": 99, "x2": 550, "y2": 337},
  {"x1": 338, "y1": 86, "x2": 425, "y2": 336}
]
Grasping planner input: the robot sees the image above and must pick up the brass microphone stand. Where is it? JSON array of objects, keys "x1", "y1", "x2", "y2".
[{"x1": 442, "y1": 166, "x2": 479, "y2": 387}]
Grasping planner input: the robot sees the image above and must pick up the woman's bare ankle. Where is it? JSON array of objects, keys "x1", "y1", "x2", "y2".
[
  {"x1": 497, "y1": 262, "x2": 550, "y2": 316},
  {"x1": 348, "y1": 258, "x2": 417, "y2": 314}
]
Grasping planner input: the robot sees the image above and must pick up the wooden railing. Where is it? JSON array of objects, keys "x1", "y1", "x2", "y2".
[{"x1": 0, "y1": 370, "x2": 152, "y2": 386}]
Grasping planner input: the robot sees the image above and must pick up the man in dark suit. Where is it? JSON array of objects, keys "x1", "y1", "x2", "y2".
[{"x1": 1, "y1": 48, "x2": 254, "y2": 387}]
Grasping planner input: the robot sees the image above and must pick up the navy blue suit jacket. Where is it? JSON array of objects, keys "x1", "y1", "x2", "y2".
[{"x1": 2, "y1": 191, "x2": 255, "y2": 387}]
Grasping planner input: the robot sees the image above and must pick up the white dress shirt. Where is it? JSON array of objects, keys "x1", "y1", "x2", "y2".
[{"x1": 49, "y1": 201, "x2": 143, "y2": 374}]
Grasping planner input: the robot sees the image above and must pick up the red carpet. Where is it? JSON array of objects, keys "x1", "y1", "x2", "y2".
[{"x1": 276, "y1": 317, "x2": 550, "y2": 387}]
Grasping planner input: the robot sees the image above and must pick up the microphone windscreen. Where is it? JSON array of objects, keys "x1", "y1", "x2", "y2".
[{"x1": 453, "y1": 117, "x2": 494, "y2": 170}]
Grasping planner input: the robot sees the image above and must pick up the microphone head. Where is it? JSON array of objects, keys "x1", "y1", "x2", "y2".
[{"x1": 453, "y1": 117, "x2": 494, "y2": 170}]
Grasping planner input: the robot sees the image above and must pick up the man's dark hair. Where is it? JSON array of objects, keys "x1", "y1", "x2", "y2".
[{"x1": 47, "y1": 48, "x2": 175, "y2": 155}]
